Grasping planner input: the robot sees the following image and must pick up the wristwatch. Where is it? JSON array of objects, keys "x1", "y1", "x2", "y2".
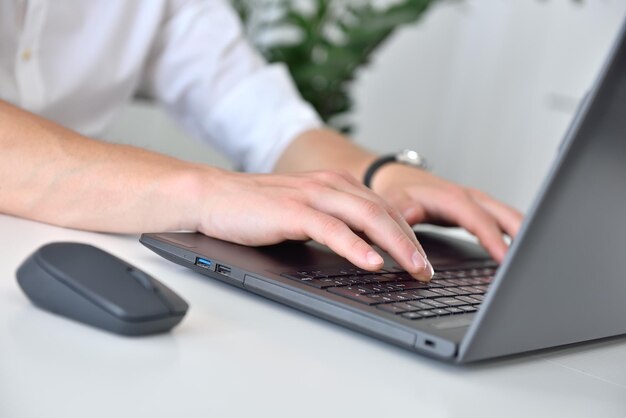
[{"x1": 363, "y1": 149, "x2": 430, "y2": 188}]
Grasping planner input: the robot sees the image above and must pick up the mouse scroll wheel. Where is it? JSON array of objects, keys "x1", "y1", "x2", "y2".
[{"x1": 127, "y1": 267, "x2": 156, "y2": 290}]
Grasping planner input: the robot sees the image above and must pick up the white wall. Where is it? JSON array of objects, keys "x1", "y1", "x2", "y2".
[{"x1": 105, "y1": 0, "x2": 626, "y2": 211}]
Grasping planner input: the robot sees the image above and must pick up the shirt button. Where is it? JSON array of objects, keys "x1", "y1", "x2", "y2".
[{"x1": 21, "y1": 49, "x2": 32, "y2": 61}]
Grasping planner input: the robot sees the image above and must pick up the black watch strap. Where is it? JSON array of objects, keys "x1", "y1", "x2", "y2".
[{"x1": 363, "y1": 154, "x2": 397, "y2": 188}]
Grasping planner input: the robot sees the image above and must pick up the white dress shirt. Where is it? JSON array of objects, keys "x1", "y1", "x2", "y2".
[{"x1": 0, "y1": 0, "x2": 322, "y2": 172}]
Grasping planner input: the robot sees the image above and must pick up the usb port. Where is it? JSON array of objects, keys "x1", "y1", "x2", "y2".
[
  {"x1": 195, "y1": 257, "x2": 212, "y2": 270},
  {"x1": 215, "y1": 264, "x2": 231, "y2": 276}
]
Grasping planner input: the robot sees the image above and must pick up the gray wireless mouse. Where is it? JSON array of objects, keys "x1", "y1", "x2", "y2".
[{"x1": 16, "y1": 242, "x2": 188, "y2": 336}]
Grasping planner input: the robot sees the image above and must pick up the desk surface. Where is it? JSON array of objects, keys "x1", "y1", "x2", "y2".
[{"x1": 1, "y1": 214, "x2": 625, "y2": 417}]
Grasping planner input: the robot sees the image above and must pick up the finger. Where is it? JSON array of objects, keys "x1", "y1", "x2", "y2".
[
  {"x1": 279, "y1": 170, "x2": 429, "y2": 273},
  {"x1": 420, "y1": 191, "x2": 510, "y2": 262},
  {"x1": 313, "y1": 170, "x2": 428, "y2": 259},
  {"x1": 468, "y1": 189, "x2": 524, "y2": 238},
  {"x1": 382, "y1": 189, "x2": 429, "y2": 226},
  {"x1": 307, "y1": 188, "x2": 433, "y2": 281},
  {"x1": 297, "y1": 208, "x2": 386, "y2": 271}
]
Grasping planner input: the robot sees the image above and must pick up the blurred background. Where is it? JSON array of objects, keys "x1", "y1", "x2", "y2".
[{"x1": 104, "y1": 0, "x2": 626, "y2": 213}]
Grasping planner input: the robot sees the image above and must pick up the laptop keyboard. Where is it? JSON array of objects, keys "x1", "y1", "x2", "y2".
[{"x1": 281, "y1": 264, "x2": 496, "y2": 321}]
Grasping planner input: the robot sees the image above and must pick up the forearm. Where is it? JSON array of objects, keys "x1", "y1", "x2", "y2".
[
  {"x1": 0, "y1": 100, "x2": 214, "y2": 233},
  {"x1": 273, "y1": 128, "x2": 377, "y2": 181},
  {"x1": 274, "y1": 128, "x2": 426, "y2": 196}
]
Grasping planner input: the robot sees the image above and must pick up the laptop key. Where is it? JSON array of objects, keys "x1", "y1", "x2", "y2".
[
  {"x1": 308, "y1": 278, "x2": 333, "y2": 286},
  {"x1": 421, "y1": 299, "x2": 447, "y2": 308},
  {"x1": 459, "y1": 305, "x2": 478, "y2": 313},
  {"x1": 355, "y1": 282, "x2": 408, "y2": 294},
  {"x1": 377, "y1": 304, "x2": 408, "y2": 314},
  {"x1": 344, "y1": 277, "x2": 374, "y2": 286},
  {"x1": 335, "y1": 268, "x2": 386, "y2": 277},
  {"x1": 455, "y1": 295, "x2": 482, "y2": 305},
  {"x1": 315, "y1": 277, "x2": 340, "y2": 287},
  {"x1": 429, "y1": 288, "x2": 456, "y2": 297},
  {"x1": 384, "y1": 266, "x2": 406, "y2": 273},
  {"x1": 327, "y1": 287, "x2": 381, "y2": 305},
  {"x1": 430, "y1": 308, "x2": 452, "y2": 316},
  {"x1": 303, "y1": 279, "x2": 336, "y2": 289},
  {"x1": 282, "y1": 274, "x2": 339, "y2": 289},
  {"x1": 351, "y1": 286, "x2": 372, "y2": 294},
  {"x1": 393, "y1": 302, "x2": 422, "y2": 312},
  {"x1": 458, "y1": 286, "x2": 481, "y2": 294},
  {"x1": 385, "y1": 292, "x2": 412, "y2": 302},
  {"x1": 434, "y1": 297, "x2": 466, "y2": 307},
  {"x1": 329, "y1": 277, "x2": 359, "y2": 286},
  {"x1": 281, "y1": 273, "x2": 315, "y2": 282},
  {"x1": 366, "y1": 274, "x2": 408, "y2": 283},
  {"x1": 401, "y1": 312, "x2": 423, "y2": 320},
  {"x1": 302, "y1": 269, "x2": 341, "y2": 278},
  {"x1": 444, "y1": 307, "x2": 465, "y2": 314},
  {"x1": 445, "y1": 287, "x2": 473, "y2": 296},
  {"x1": 411, "y1": 289, "x2": 440, "y2": 298},
  {"x1": 394, "y1": 281, "x2": 431, "y2": 290},
  {"x1": 286, "y1": 267, "x2": 385, "y2": 279},
  {"x1": 295, "y1": 271, "x2": 317, "y2": 278},
  {"x1": 472, "y1": 285, "x2": 489, "y2": 293},
  {"x1": 424, "y1": 281, "x2": 444, "y2": 288},
  {"x1": 406, "y1": 300, "x2": 432, "y2": 310},
  {"x1": 431, "y1": 279, "x2": 461, "y2": 288}
]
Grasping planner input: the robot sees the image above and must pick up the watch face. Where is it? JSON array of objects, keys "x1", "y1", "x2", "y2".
[
  {"x1": 398, "y1": 149, "x2": 427, "y2": 169},
  {"x1": 400, "y1": 149, "x2": 420, "y2": 164}
]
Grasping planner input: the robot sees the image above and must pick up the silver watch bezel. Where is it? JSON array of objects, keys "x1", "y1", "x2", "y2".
[{"x1": 396, "y1": 149, "x2": 429, "y2": 171}]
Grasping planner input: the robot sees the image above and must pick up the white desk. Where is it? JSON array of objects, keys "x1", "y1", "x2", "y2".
[{"x1": 1, "y1": 214, "x2": 625, "y2": 417}]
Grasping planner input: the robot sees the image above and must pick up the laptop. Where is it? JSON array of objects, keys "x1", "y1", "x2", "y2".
[{"x1": 140, "y1": 22, "x2": 626, "y2": 363}]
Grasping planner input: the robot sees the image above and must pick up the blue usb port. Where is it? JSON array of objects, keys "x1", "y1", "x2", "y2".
[{"x1": 195, "y1": 257, "x2": 212, "y2": 270}]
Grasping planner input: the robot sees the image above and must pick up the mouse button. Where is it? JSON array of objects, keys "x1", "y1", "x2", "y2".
[
  {"x1": 126, "y1": 267, "x2": 156, "y2": 290},
  {"x1": 100, "y1": 289, "x2": 170, "y2": 321},
  {"x1": 152, "y1": 280, "x2": 189, "y2": 315},
  {"x1": 37, "y1": 243, "x2": 170, "y2": 321},
  {"x1": 37, "y1": 243, "x2": 121, "y2": 284}
]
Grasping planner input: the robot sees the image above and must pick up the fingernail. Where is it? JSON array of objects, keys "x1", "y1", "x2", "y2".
[
  {"x1": 412, "y1": 250, "x2": 426, "y2": 270},
  {"x1": 366, "y1": 251, "x2": 384, "y2": 266},
  {"x1": 425, "y1": 260, "x2": 434, "y2": 278},
  {"x1": 412, "y1": 250, "x2": 434, "y2": 279}
]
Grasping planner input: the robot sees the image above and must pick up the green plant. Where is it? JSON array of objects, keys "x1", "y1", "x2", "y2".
[{"x1": 232, "y1": 0, "x2": 438, "y2": 133}]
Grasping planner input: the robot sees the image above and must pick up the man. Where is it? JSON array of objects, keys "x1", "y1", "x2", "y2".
[{"x1": 0, "y1": 0, "x2": 522, "y2": 282}]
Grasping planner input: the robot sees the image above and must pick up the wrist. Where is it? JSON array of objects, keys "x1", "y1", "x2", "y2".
[
  {"x1": 165, "y1": 164, "x2": 228, "y2": 232},
  {"x1": 274, "y1": 128, "x2": 377, "y2": 179},
  {"x1": 364, "y1": 150, "x2": 430, "y2": 194},
  {"x1": 368, "y1": 162, "x2": 407, "y2": 195}
]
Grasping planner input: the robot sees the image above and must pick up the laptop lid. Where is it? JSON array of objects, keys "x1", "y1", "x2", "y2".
[{"x1": 458, "y1": 21, "x2": 626, "y2": 362}]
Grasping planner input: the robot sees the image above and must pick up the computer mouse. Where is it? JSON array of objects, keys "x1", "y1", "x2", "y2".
[{"x1": 16, "y1": 242, "x2": 188, "y2": 336}]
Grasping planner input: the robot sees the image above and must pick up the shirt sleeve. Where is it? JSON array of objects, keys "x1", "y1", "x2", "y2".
[{"x1": 140, "y1": 0, "x2": 323, "y2": 173}]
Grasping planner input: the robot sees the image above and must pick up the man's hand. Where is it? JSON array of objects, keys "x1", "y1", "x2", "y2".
[
  {"x1": 193, "y1": 169, "x2": 433, "y2": 281},
  {"x1": 370, "y1": 163, "x2": 523, "y2": 262},
  {"x1": 274, "y1": 129, "x2": 523, "y2": 264}
]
